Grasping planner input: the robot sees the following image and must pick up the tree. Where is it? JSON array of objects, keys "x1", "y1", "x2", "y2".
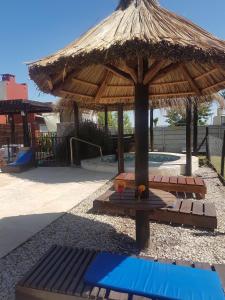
[
  {"x1": 153, "y1": 117, "x2": 159, "y2": 127},
  {"x1": 97, "y1": 111, "x2": 132, "y2": 132},
  {"x1": 165, "y1": 103, "x2": 212, "y2": 126}
]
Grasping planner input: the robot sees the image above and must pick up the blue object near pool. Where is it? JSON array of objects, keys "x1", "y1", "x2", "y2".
[
  {"x1": 9, "y1": 149, "x2": 34, "y2": 166},
  {"x1": 84, "y1": 252, "x2": 225, "y2": 300}
]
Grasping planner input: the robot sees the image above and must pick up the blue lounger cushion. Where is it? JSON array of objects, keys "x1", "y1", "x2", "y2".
[
  {"x1": 84, "y1": 252, "x2": 225, "y2": 300},
  {"x1": 9, "y1": 150, "x2": 33, "y2": 166}
]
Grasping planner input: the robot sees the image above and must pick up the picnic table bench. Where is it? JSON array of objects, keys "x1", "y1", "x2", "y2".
[
  {"x1": 115, "y1": 173, "x2": 207, "y2": 199},
  {"x1": 16, "y1": 245, "x2": 225, "y2": 300}
]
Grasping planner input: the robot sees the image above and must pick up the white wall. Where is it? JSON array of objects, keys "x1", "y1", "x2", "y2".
[
  {"x1": 153, "y1": 125, "x2": 225, "y2": 152},
  {"x1": 0, "y1": 82, "x2": 6, "y2": 100}
]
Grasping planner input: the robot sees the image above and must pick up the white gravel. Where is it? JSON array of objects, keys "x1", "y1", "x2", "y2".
[{"x1": 0, "y1": 166, "x2": 225, "y2": 300}]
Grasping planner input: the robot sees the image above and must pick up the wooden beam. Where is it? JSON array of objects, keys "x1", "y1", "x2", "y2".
[
  {"x1": 123, "y1": 65, "x2": 137, "y2": 84},
  {"x1": 103, "y1": 64, "x2": 133, "y2": 82},
  {"x1": 194, "y1": 68, "x2": 218, "y2": 81},
  {"x1": 202, "y1": 80, "x2": 225, "y2": 93},
  {"x1": 95, "y1": 71, "x2": 113, "y2": 101},
  {"x1": 73, "y1": 101, "x2": 81, "y2": 167},
  {"x1": 46, "y1": 79, "x2": 53, "y2": 91},
  {"x1": 108, "y1": 85, "x2": 133, "y2": 88},
  {"x1": 137, "y1": 56, "x2": 144, "y2": 83},
  {"x1": 117, "y1": 104, "x2": 124, "y2": 174},
  {"x1": 215, "y1": 64, "x2": 225, "y2": 77},
  {"x1": 193, "y1": 101, "x2": 198, "y2": 155},
  {"x1": 180, "y1": 64, "x2": 202, "y2": 96},
  {"x1": 150, "y1": 62, "x2": 180, "y2": 83},
  {"x1": 150, "y1": 80, "x2": 188, "y2": 87},
  {"x1": 72, "y1": 78, "x2": 98, "y2": 88},
  {"x1": 186, "y1": 98, "x2": 192, "y2": 176},
  {"x1": 60, "y1": 90, "x2": 94, "y2": 100},
  {"x1": 143, "y1": 61, "x2": 165, "y2": 85},
  {"x1": 150, "y1": 108, "x2": 154, "y2": 152}
]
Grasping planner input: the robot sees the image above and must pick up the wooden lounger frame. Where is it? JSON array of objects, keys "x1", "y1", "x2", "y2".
[
  {"x1": 16, "y1": 245, "x2": 225, "y2": 300},
  {"x1": 115, "y1": 173, "x2": 207, "y2": 199},
  {"x1": 93, "y1": 189, "x2": 217, "y2": 230}
]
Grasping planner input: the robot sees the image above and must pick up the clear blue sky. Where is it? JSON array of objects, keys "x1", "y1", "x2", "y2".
[{"x1": 1, "y1": 0, "x2": 225, "y2": 124}]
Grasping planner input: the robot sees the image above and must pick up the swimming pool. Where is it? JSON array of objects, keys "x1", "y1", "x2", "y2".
[{"x1": 81, "y1": 152, "x2": 199, "y2": 176}]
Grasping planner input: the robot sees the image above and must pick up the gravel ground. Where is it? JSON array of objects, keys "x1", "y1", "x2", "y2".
[{"x1": 0, "y1": 166, "x2": 225, "y2": 299}]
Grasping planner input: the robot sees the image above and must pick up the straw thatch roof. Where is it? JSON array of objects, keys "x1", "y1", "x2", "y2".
[
  {"x1": 56, "y1": 93, "x2": 225, "y2": 113},
  {"x1": 29, "y1": 0, "x2": 225, "y2": 107}
]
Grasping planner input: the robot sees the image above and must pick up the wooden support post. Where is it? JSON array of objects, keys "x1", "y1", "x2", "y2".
[
  {"x1": 104, "y1": 106, "x2": 108, "y2": 135},
  {"x1": 186, "y1": 98, "x2": 192, "y2": 176},
  {"x1": 73, "y1": 101, "x2": 81, "y2": 167},
  {"x1": 150, "y1": 108, "x2": 154, "y2": 152},
  {"x1": 117, "y1": 104, "x2": 124, "y2": 174},
  {"x1": 9, "y1": 114, "x2": 15, "y2": 144},
  {"x1": 193, "y1": 102, "x2": 198, "y2": 155},
  {"x1": 206, "y1": 127, "x2": 210, "y2": 161},
  {"x1": 22, "y1": 111, "x2": 30, "y2": 147},
  {"x1": 221, "y1": 131, "x2": 225, "y2": 178},
  {"x1": 135, "y1": 71, "x2": 150, "y2": 250}
]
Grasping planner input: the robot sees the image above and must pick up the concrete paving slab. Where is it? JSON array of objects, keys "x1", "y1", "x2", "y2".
[{"x1": 0, "y1": 167, "x2": 113, "y2": 258}]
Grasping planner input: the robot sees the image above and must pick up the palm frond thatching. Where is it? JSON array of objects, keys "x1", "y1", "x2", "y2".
[{"x1": 28, "y1": 0, "x2": 225, "y2": 107}]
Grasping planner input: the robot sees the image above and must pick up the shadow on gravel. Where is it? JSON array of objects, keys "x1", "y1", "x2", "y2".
[
  {"x1": 192, "y1": 231, "x2": 225, "y2": 237},
  {"x1": 0, "y1": 211, "x2": 137, "y2": 260}
]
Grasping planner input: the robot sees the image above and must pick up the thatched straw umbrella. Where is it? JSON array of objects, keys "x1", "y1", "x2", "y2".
[{"x1": 28, "y1": 0, "x2": 225, "y2": 249}]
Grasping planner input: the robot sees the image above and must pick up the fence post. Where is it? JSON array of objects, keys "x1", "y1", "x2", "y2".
[
  {"x1": 206, "y1": 127, "x2": 210, "y2": 162},
  {"x1": 221, "y1": 130, "x2": 225, "y2": 178},
  {"x1": 7, "y1": 137, "x2": 10, "y2": 163}
]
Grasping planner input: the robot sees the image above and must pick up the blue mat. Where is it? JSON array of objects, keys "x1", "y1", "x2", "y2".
[{"x1": 84, "y1": 252, "x2": 225, "y2": 300}]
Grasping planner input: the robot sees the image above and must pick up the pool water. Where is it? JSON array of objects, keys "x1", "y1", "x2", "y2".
[{"x1": 102, "y1": 153, "x2": 180, "y2": 164}]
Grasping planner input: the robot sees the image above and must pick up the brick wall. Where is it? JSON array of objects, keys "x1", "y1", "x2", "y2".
[{"x1": 0, "y1": 124, "x2": 24, "y2": 147}]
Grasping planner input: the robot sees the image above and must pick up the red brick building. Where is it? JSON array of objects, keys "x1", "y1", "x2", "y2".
[{"x1": 0, "y1": 74, "x2": 38, "y2": 141}]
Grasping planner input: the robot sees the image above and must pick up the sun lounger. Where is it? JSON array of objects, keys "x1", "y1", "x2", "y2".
[
  {"x1": 115, "y1": 173, "x2": 207, "y2": 199},
  {"x1": 16, "y1": 245, "x2": 225, "y2": 300},
  {"x1": 2, "y1": 148, "x2": 35, "y2": 173},
  {"x1": 93, "y1": 189, "x2": 217, "y2": 230}
]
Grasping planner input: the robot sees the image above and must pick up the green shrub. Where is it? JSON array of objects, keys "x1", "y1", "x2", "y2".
[{"x1": 57, "y1": 121, "x2": 115, "y2": 161}]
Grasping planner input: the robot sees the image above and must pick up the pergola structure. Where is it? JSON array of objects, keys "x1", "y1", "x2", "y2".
[
  {"x1": 0, "y1": 99, "x2": 52, "y2": 147},
  {"x1": 28, "y1": 0, "x2": 225, "y2": 249}
]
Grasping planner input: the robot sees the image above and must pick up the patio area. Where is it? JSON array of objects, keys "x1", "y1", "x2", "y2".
[
  {"x1": 0, "y1": 167, "x2": 113, "y2": 259},
  {"x1": 0, "y1": 166, "x2": 224, "y2": 299}
]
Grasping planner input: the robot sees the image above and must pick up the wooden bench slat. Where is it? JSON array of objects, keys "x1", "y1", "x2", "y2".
[
  {"x1": 192, "y1": 202, "x2": 204, "y2": 216},
  {"x1": 67, "y1": 251, "x2": 96, "y2": 294},
  {"x1": 213, "y1": 264, "x2": 225, "y2": 292},
  {"x1": 19, "y1": 245, "x2": 57, "y2": 286},
  {"x1": 204, "y1": 203, "x2": 217, "y2": 217},
  {"x1": 179, "y1": 200, "x2": 193, "y2": 214},
  {"x1": 149, "y1": 175, "x2": 155, "y2": 181},
  {"x1": 37, "y1": 247, "x2": 72, "y2": 290},
  {"x1": 98, "y1": 288, "x2": 107, "y2": 299},
  {"x1": 186, "y1": 177, "x2": 195, "y2": 185},
  {"x1": 59, "y1": 249, "x2": 89, "y2": 293},
  {"x1": 154, "y1": 176, "x2": 162, "y2": 183},
  {"x1": 25, "y1": 246, "x2": 65, "y2": 288},
  {"x1": 177, "y1": 177, "x2": 186, "y2": 185},
  {"x1": 169, "y1": 177, "x2": 178, "y2": 184},
  {"x1": 161, "y1": 176, "x2": 170, "y2": 183},
  {"x1": 47, "y1": 248, "x2": 76, "y2": 291},
  {"x1": 52, "y1": 248, "x2": 83, "y2": 292},
  {"x1": 193, "y1": 262, "x2": 212, "y2": 270},
  {"x1": 194, "y1": 177, "x2": 204, "y2": 186}
]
